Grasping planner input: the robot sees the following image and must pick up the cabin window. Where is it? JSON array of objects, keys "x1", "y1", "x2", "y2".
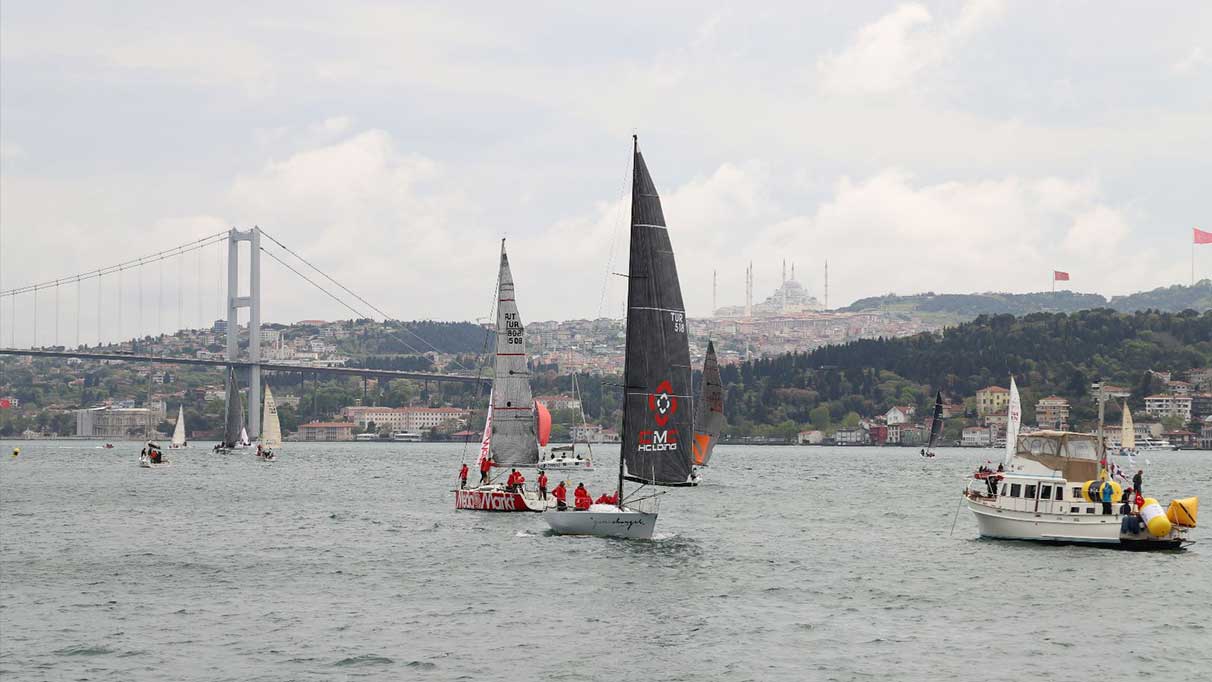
[
  {"x1": 1070, "y1": 506, "x2": 1081, "y2": 513},
  {"x1": 1009, "y1": 483, "x2": 1021, "y2": 498},
  {"x1": 1055, "y1": 487, "x2": 1063, "y2": 501},
  {"x1": 1040, "y1": 486, "x2": 1052, "y2": 500},
  {"x1": 1072, "y1": 487, "x2": 1082, "y2": 499},
  {"x1": 1000, "y1": 483, "x2": 1008, "y2": 496},
  {"x1": 1085, "y1": 506, "x2": 1096, "y2": 514},
  {"x1": 1024, "y1": 485, "x2": 1037, "y2": 499}
]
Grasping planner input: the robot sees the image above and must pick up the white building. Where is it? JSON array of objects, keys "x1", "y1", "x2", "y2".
[
  {"x1": 961, "y1": 426, "x2": 993, "y2": 447},
  {"x1": 342, "y1": 406, "x2": 470, "y2": 432},
  {"x1": 884, "y1": 406, "x2": 915, "y2": 426},
  {"x1": 535, "y1": 395, "x2": 583, "y2": 412},
  {"x1": 76, "y1": 406, "x2": 157, "y2": 439},
  {"x1": 1144, "y1": 394, "x2": 1192, "y2": 421},
  {"x1": 798, "y1": 429, "x2": 824, "y2": 445},
  {"x1": 834, "y1": 427, "x2": 869, "y2": 445}
]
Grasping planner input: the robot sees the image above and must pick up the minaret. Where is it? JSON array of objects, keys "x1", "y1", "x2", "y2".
[
  {"x1": 782, "y1": 259, "x2": 786, "y2": 284},
  {"x1": 824, "y1": 259, "x2": 829, "y2": 310},
  {"x1": 712, "y1": 269, "x2": 717, "y2": 317},
  {"x1": 744, "y1": 262, "x2": 753, "y2": 318},
  {"x1": 791, "y1": 263, "x2": 796, "y2": 282}
]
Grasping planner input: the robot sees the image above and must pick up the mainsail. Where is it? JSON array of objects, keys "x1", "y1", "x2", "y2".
[
  {"x1": 223, "y1": 367, "x2": 243, "y2": 446},
  {"x1": 1121, "y1": 403, "x2": 1136, "y2": 450},
  {"x1": 622, "y1": 138, "x2": 695, "y2": 486},
  {"x1": 1004, "y1": 376, "x2": 1021, "y2": 465},
  {"x1": 926, "y1": 391, "x2": 944, "y2": 451},
  {"x1": 488, "y1": 241, "x2": 539, "y2": 467},
  {"x1": 171, "y1": 405, "x2": 187, "y2": 447},
  {"x1": 261, "y1": 385, "x2": 282, "y2": 448},
  {"x1": 692, "y1": 341, "x2": 725, "y2": 467}
]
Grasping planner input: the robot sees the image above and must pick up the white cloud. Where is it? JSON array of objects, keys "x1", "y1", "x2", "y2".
[
  {"x1": 1171, "y1": 46, "x2": 1209, "y2": 74},
  {"x1": 817, "y1": 0, "x2": 1005, "y2": 95}
]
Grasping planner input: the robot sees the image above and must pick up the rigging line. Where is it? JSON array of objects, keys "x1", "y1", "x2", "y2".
[
  {"x1": 0, "y1": 232, "x2": 228, "y2": 297},
  {"x1": 460, "y1": 247, "x2": 503, "y2": 466},
  {"x1": 597, "y1": 144, "x2": 632, "y2": 320},
  {"x1": 257, "y1": 228, "x2": 467, "y2": 369}
]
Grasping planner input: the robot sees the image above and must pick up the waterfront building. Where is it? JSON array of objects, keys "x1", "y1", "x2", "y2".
[
  {"x1": 75, "y1": 406, "x2": 157, "y2": 439},
  {"x1": 1035, "y1": 396, "x2": 1070, "y2": 430},
  {"x1": 1144, "y1": 394, "x2": 1193, "y2": 421},
  {"x1": 975, "y1": 386, "x2": 1010, "y2": 417},
  {"x1": 297, "y1": 421, "x2": 356, "y2": 441}
]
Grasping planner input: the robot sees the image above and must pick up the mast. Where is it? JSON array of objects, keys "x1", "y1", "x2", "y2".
[{"x1": 618, "y1": 135, "x2": 637, "y2": 500}]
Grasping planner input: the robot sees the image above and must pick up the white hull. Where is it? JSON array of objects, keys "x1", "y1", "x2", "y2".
[
  {"x1": 543, "y1": 507, "x2": 657, "y2": 540},
  {"x1": 138, "y1": 457, "x2": 170, "y2": 469},
  {"x1": 966, "y1": 496, "x2": 1186, "y2": 548}
]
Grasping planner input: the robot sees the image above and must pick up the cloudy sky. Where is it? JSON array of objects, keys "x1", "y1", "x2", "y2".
[{"x1": 2, "y1": 1, "x2": 1210, "y2": 346}]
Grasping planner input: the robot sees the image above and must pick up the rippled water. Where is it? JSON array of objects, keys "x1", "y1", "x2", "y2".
[{"x1": 1, "y1": 441, "x2": 1209, "y2": 681}]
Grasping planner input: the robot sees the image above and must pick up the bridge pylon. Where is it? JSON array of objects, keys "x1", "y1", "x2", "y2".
[{"x1": 227, "y1": 227, "x2": 261, "y2": 438}]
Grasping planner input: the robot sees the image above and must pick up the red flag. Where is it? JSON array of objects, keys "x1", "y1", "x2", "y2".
[
  {"x1": 1196, "y1": 227, "x2": 1212, "y2": 245},
  {"x1": 1053, "y1": 271, "x2": 1070, "y2": 281}
]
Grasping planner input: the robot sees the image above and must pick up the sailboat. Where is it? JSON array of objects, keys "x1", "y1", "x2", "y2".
[
  {"x1": 1119, "y1": 402, "x2": 1137, "y2": 456},
  {"x1": 170, "y1": 405, "x2": 188, "y2": 449},
  {"x1": 921, "y1": 391, "x2": 943, "y2": 458},
  {"x1": 214, "y1": 367, "x2": 247, "y2": 454},
  {"x1": 258, "y1": 386, "x2": 282, "y2": 460},
  {"x1": 690, "y1": 340, "x2": 725, "y2": 483},
  {"x1": 454, "y1": 240, "x2": 552, "y2": 512},
  {"x1": 543, "y1": 136, "x2": 696, "y2": 540},
  {"x1": 539, "y1": 375, "x2": 595, "y2": 472}
]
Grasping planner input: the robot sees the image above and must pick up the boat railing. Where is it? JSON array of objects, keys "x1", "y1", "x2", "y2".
[{"x1": 624, "y1": 492, "x2": 662, "y2": 515}]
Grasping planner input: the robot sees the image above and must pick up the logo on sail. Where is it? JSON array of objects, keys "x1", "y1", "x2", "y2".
[{"x1": 640, "y1": 380, "x2": 679, "y2": 452}]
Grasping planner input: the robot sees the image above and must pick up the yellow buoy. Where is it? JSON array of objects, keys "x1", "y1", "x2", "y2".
[
  {"x1": 1081, "y1": 480, "x2": 1096, "y2": 502},
  {"x1": 1165, "y1": 497, "x2": 1199, "y2": 527},
  {"x1": 1140, "y1": 498, "x2": 1172, "y2": 538}
]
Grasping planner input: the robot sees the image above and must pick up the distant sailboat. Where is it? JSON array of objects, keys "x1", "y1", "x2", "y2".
[
  {"x1": 1003, "y1": 376, "x2": 1021, "y2": 466},
  {"x1": 922, "y1": 391, "x2": 943, "y2": 458},
  {"x1": 690, "y1": 340, "x2": 725, "y2": 483},
  {"x1": 258, "y1": 386, "x2": 282, "y2": 460},
  {"x1": 170, "y1": 405, "x2": 188, "y2": 449},
  {"x1": 215, "y1": 367, "x2": 247, "y2": 453},
  {"x1": 543, "y1": 136, "x2": 696, "y2": 539},
  {"x1": 539, "y1": 374, "x2": 594, "y2": 472},
  {"x1": 454, "y1": 240, "x2": 550, "y2": 512}
]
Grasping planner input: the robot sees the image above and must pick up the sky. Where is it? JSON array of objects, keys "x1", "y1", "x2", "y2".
[{"x1": 2, "y1": 1, "x2": 1210, "y2": 347}]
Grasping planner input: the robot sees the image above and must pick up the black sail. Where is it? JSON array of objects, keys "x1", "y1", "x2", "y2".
[
  {"x1": 927, "y1": 391, "x2": 944, "y2": 450},
  {"x1": 692, "y1": 341, "x2": 725, "y2": 467},
  {"x1": 223, "y1": 366, "x2": 242, "y2": 447},
  {"x1": 622, "y1": 140, "x2": 695, "y2": 486}
]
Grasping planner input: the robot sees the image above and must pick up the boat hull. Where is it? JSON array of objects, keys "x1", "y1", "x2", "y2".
[
  {"x1": 138, "y1": 458, "x2": 170, "y2": 469},
  {"x1": 454, "y1": 488, "x2": 549, "y2": 512},
  {"x1": 542, "y1": 507, "x2": 657, "y2": 540},
  {"x1": 537, "y1": 458, "x2": 594, "y2": 472},
  {"x1": 965, "y1": 497, "x2": 1186, "y2": 549}
]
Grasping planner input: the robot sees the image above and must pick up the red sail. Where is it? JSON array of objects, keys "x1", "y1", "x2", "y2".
[{"x1": 535, "y1": 401, "x2": 552, "y2": 447}]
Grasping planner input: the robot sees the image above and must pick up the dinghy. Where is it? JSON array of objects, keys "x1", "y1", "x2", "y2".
[
  {"x1": 544, "y1": 136, "x2": 698, "y2": 540},
  {"x1": 169, "y1": 405, "x2": 188, "y2": 449},
  {"x1": 539, "y1": 375, "x2": 595, "y2": 472},
  {"x1": 454, "y1": 240, "x2": 551, "y2": 512},
  {"x1": 921, "y1": 391, "x2": 943, "y2": 458},
  {"x1": 257, "y1": 386, "x2": 282, "y2": 461}
]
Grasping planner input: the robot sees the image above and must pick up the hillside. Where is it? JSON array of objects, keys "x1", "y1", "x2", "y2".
[
  {"x1": 719, "y1": 309, "x2": 1212, "y2": 439},
  {"x1": 840, "y1": 279, "x2": 1212, "y2": 319}
]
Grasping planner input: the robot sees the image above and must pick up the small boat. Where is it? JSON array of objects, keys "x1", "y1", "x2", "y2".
[
  {"x1": 689, "y1": 340, "x2": 725, "y2": 484},
  {"x1": 963, "y1": 378, "x2": 1195, "y2": 549},
  {"x1": 544, "y1": 136, "x2": 698, "y2": 539},
  {"x1": 921, "y1": 391, "x2": 943, "y2": 458},
  {"x1": 538, "y1": 375, "x2": 595, "y2": 472},
  {"x1": 169, "y1": 405, "x2": 188, "y2": 449},
  {"x1": 104, "y1": 443, "x2": 114, "y2": 449},
  {"x1": 454, "y1": 240, "x2": 551, "y2": 513},
  {"x1": 256, "y1": 386, "x2": 282, "y2": 461},
  {"x1": 138, "y1": 441, "x2": 170, "y2": 468},
  {"x1": 391, "y1": 431, "x2": 422, "y2": 442},
  {"x1": 214, "y1": 367, "x2": 249, "y2": 454}
]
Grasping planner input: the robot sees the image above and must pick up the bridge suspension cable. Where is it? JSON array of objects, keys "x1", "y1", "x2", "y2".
[{"x1": 0, "y1": 230, "x2": 228, "y2": 298}]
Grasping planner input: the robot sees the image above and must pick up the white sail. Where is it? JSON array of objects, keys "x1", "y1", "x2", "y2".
[
  {"x1": 261, "y1": 386, "x2": 282, "y2": 448},
  {"x1": 239, "y1": 426, "x2": 251, "y2": 447},
  {"x1": 477, "y1": 388, "x2": 493, "y2": 468},
  {"x1": 1121, "y1": 403, "x2": 1135, "y2": 450},
  {"x1": 171, "y1": 405, "x2": 187, "y2": 447},
  {"x1": 1004, "y1": 376, "x2": 1021, "y2": 465}
]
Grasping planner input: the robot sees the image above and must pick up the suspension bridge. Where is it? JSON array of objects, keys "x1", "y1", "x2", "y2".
[{"x1": 0, "y1": 227, "x2": 486, "y2": 436}]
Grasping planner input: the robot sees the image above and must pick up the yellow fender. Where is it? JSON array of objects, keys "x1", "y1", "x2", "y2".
[
  {"x1": 1140, "y1": 498, "x2": 1172, "y2": 538},
  {"x1": 1166, "y1": 497, "x2": 1199, "y2": 527}
]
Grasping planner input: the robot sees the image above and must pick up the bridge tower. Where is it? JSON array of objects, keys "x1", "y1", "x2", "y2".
[{"x1": 226, "y1": 227, "x2": 262, "y2": 437}]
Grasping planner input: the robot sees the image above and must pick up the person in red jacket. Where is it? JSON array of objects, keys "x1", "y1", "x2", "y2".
[
  {"x1": 511, "y1": 470, "x2": 525, "y2": 493},
  {"x1": 479, "y1": 456, "x2": 493, "y2": 486},
  {"x1": 458, "y1": 463, "x2": 469, "y2": 489},
  {"x1": 574, "y1": 483, "x2": 592, "y2": 511},
  {"x1": 538, "y1": 471, "x2": 548, "y2": 500},
  {"x1": 552, "y1": 481, "x2": 568, "y2": 510}
]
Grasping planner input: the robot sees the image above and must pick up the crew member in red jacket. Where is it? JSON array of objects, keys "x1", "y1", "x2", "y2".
[
  {"x1": 510, "y1": 469, "x2": 525, "y2": 493},
  {"x1": 479, "y1": 456, "x2": 492, "y2": 485},
  {"x1": 574, "y1": 483, "x2": 592, "y2": 511},
  {"x1": 538, "y1": 472, "x2": 548, "y2": 500},
  {"x1": 458, "y1": 463, "x2": 469, "y2": 489},
  {"x1": 552, "y1": 481, "x2": 568, "y2": 510}
]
